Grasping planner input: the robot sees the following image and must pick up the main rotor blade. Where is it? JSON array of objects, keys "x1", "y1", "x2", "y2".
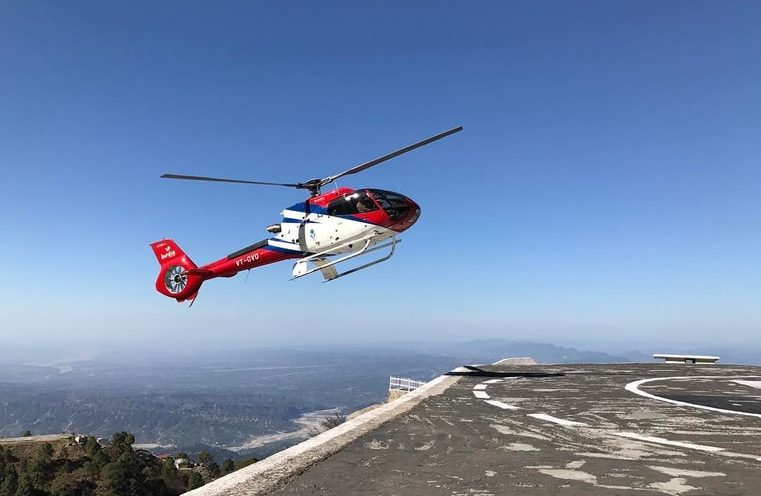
[
  {"x1": 160, "y1": 173, "x2": 300, "y2": 188},
  {"x1": 321, "y1": 126, "x2": 463, "y2": 187}
]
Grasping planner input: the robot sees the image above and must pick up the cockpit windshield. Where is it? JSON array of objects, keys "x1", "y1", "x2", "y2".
[
  {"x1": 327, "y1": 191, "x2": 379, "y2": 216},
  {"x1": 367, "y1": 189, "x2": 409, "y2": 221}
]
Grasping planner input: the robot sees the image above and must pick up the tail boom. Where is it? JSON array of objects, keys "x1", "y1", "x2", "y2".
[{"x1": 150, "y1": 238, "x2": 300, "y2": 303}]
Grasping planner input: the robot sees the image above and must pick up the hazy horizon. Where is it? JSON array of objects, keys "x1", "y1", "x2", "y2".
[{"x1": 3, "y1": 335, "x2": 760, "y2": 367}]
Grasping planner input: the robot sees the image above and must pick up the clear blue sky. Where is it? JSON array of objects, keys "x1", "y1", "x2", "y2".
[{"x1": 1, "y1": 1, "x2": 759, "y2": 356}]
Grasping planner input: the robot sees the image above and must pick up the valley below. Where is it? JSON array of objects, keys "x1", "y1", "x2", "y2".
[{"x1": 0, "y1": 341, "x2": 630, "y2": 459}]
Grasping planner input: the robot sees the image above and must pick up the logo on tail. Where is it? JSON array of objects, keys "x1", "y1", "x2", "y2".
[{"x1": 160, "y1": 245, "x2": 176, "y2": 261}]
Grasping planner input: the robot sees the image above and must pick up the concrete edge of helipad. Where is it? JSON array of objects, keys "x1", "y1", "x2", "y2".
[{"x1": 183, "y1": 373, "x2": 460, "y2": 496}]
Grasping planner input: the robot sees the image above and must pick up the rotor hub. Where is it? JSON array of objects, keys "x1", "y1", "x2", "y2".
[{"x1": 297, "y1": 178, "x2": 323, "y2": 196}]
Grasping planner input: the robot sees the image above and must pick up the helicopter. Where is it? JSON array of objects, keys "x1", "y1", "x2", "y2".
[{"x1": 150, "y1": 126, "x2": 462, "y2": 304}]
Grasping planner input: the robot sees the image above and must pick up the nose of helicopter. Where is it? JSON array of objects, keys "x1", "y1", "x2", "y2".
[
  {"x1": 365, "y1": 188, "x2": 421, "y2": 232},
  {"x1": 399, "y1": 195, "x2": 421, "y2": 231}
]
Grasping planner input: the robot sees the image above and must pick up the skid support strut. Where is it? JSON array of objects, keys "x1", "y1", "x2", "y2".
[{"x1": 291, "y1": 236, "x2": 400, "y2": 281}]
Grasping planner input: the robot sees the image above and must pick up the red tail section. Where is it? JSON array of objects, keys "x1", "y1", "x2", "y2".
[{"x1": 150, "y1": 239, "x2": 204, "y2": 303}]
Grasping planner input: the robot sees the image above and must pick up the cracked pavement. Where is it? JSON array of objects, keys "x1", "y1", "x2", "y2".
[{"x1": 272, "y1": 363, "x2": 761, "y2": 495}]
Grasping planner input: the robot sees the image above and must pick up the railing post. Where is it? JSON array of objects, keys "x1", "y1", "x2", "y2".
[{"x1": 389, "y1": 376, "x2": 425, "y2": 392}]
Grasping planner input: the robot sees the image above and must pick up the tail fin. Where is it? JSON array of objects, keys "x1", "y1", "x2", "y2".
[{"x1": 150, "y1": 239, "x2": 203, "y2": 303}]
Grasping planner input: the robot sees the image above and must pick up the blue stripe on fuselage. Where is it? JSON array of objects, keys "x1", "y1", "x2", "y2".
[
  {"x1": 281, "y1": 217, "x2": 321, "y2": 224},
  {"x1": 285, "y1": 202, "x2": 328, "y2": 214}
]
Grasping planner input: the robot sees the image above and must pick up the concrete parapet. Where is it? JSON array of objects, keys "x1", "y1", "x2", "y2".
[{"x1": 183, "y1": 374, "x2": 459, "y2": 496}]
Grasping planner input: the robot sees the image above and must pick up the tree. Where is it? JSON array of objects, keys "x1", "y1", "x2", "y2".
[
  {"x1": 20, "y1": 432, "x2": 32, "y2": 438},
  {"x1": 220, "y1": 459, "x2": 235, "y2": 475},
  {"x1": 14, "y1": 472, "x2": 39, "y2": 496},
  {"x1": 234, "y1": 458, "x2": 257, "y2": 470},
  {"x1": 82, "y1": 460, "x2": 99, "y2": 480},
  {"x1": 49, "y1": 478, "x2": 95, "y2": 496},
  {"x1": 160, "y1": 458, "x2": 176, "y2": 480},
  {"x1": 186, "y1": 472, "x2": 203, "y2": 490},
  {"x1": 141, "y1": 477, "x2": 170, "y2": 496},
  {"x1": 38, "y1": 444, "x2": 54, "y2": 460},
  {"x1": 108, "y1": 432, "x2": 135, "y2": 459},
  {"x1": 97, "y1": 451, "x2": 143, "y2": 496},
  {"x1": 307, "y1": 412, "x2": 346, "y2": 437},
  {"x1": 110, "y1": 432, "x2": 135, "y2": 447},
  {"x1": 321, "y1": 412, "x2": 346, "y2": 429},
  {"x1": 196, "y1": 452, "x2": 213, "y2": 468},
  {"x1": 28, "y1": 443, "x2": 54, "y2": 488},
  {"x1": 0, "y1": 468, "x2": 18, "y2": 496},
  {"x1": 84, "y1": 437, "x2": 100, "y2": 457},
  {"x1": 90, "y1": 450, "x2": 109, "y2": 472},
  {"x1": 205, "y1": 461, "x2": 220, "y2": 479}
]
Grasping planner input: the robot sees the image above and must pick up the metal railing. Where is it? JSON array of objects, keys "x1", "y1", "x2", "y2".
[{"x1": 389, "y1": 376, "x2": 427, "y2": 391}]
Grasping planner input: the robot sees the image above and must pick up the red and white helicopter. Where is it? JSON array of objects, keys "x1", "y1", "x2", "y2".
[{"x1": 150, "y1": 126, "x2": 462, "y2": 304}]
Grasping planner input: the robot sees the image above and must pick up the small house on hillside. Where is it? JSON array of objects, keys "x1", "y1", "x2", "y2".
[{"x1": 175, "y1": 457, "x2": 193, "y2": 469}]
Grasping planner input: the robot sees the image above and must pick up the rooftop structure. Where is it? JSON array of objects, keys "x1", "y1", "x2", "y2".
[
  {"x1": 186, "y1": 361, "x2": 761, "y2": 495},
  {"x1": 653, "y1": 353, "x2": 720, "y2": 364}
]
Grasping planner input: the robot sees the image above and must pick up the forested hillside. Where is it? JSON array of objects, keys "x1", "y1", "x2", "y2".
[{"x1": 0, "y1": 432, "x2": 255, "y2": 496}]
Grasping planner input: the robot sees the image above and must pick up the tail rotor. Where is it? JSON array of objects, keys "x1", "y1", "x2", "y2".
[
  {"x1": 150, "y1": 239, "x2": 203, "y2": 303},
  {"x1": 164, "y1": 265, "x2": 189, "y2": 294}
]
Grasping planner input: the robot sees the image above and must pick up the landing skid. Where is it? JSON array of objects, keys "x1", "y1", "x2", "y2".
[{"x1": 291, "y1": 236, "x2": 400, "y2": 282}]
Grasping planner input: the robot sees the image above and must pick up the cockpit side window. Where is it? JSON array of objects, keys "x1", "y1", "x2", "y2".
[
  {"x1": 327, "y1": 191, "x2": 378, "y2": 216},
  {"x1": 367, "y1": 189, "x2": 409, "y2": 220}
]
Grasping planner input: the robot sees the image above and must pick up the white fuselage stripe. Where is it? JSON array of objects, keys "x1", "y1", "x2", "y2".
[
  {"x1": 267, "y1": 239, "x2": 303, "y2": 251},
  {"x1": 274, "y1": 212, "x2": 396, "y2": 256}
]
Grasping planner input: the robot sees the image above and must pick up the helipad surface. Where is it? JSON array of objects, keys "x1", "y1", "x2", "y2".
[{"x1": 272, "y1": 363, "x2": 761, "y2": 495}]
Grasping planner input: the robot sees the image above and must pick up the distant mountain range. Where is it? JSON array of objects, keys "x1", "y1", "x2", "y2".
[
  {"x1": 422, "y1": 339, "x2": 631, "y2": 364},
  {"x1": 0, "y1": 339, "x2": 753, "y2": 460}
]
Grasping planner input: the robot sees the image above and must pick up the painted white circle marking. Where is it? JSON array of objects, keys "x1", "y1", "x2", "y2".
[{"x1": 625, "y1": 375, "x2": 761, "y2": 419}]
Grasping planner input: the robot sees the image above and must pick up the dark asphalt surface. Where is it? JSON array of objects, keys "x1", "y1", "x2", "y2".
[
  {"x1": 641, "y1": 376, "x2": 761, "y2": 415},
  {"x1": 272, "y1": 363, "x2": 761, "y2": 495}
]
